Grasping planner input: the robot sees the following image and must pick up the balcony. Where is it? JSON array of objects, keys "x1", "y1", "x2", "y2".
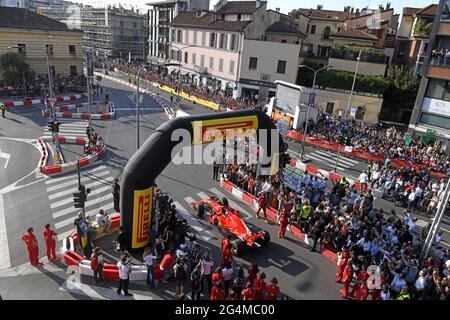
[
  {"x1": 428, "y1": 56, "x2": 450, "y2": 68},
  {"x1": 437, "y1": 21, "x2": 450, "y2": 36},
  {"x1": 330, "y1": 46, "x2": 387, "y2": 64}
]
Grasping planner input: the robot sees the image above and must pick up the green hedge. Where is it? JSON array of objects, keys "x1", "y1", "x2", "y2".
[
  {"x1": 316, "y1": 69, "x2": 389, "y2": 94},
  {"x1": 330, "y1": 46, "x2": 386, "y2": 64}
]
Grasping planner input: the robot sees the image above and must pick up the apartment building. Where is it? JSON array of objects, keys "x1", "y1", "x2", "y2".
[
  {"x1": 394, "y1": 4, "x2": 438, "y2": 77},
  {"x1": 408, "y1": 0, "x2": 450, "y2": 151},
  {"x1": 0, "y1": 6, "x2": 83, "y2": 76},
  {"x1": 147, "y1": 0, "x2": 210, "y2": 63},
  {"x1": 169, "y1": 0, "x2": 301, "y2": 101}
]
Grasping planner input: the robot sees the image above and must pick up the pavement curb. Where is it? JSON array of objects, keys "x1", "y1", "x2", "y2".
[
  {"x1": 37, "y1": 138, "x2": 50, "y2": 171},
  {"x1": 40, "y1": 137, "x2": 105, "y2": 175},
  {"x1": 3, "y1": 93, "x2": 88, "y2": 108}
]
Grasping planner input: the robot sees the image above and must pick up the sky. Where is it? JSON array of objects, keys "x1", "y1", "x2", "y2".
[{"x1": 77, "y1": 0, "x2": 440, "y2": 15}]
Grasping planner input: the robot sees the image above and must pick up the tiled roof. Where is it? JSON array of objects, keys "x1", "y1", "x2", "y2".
[
  {"x1": 266, "y1": 21, "x2": 305, "y2": 36},
  {"x1": 331, "y1": 29, "x2": 378, "y2": 41},
  {"x1": 0, "y1": 6, "x2": 81, "y2": 32},
  {"x1": 297, "y1": 8, "x2": 355, "y2": 22},
  {"x1": 416, "y1": 4, "x2": 438, "y2": 17},
  {"x1": 216, "y1": 1, "x2": 267, "y2": 14},
  {"x1": 171, "y1": 11, "x2": 251, "y2": 31},
  {"x1": 402, "y1": 7, "x2": 421, "y2": 16}
]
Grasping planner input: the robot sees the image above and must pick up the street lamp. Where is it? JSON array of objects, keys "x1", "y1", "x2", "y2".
[
  {"x1": 298, "y1": 64, "x2": 334, "y2": 160},
  {"x1": 170, "y1": 44, "x2": 197, "y2": 107}
]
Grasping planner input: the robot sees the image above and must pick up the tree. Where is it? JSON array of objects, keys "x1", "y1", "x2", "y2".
[
  {"x1": 413, "y1": 22, "x2": 433, "y2": 38},
  {"x1": 386, "y1": 64, "x2": 418, "y2": 90},
  {"x1": 0, "y1": 52, "x2": 32, "y2": 85}
]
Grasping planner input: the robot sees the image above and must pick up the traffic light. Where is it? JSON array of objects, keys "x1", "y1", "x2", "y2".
[
  {"x1": 53, "y1": 121, "x2": 60, "y2": 133},
  {"x1": 47, "y1": 120, "x2": 54, "y2": 132},
  {"x1": 72, "y1": 185, "x2": 91, "y2": 209}
]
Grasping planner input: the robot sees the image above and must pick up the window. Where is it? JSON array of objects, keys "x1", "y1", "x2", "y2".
[
  {"x1": 69, "y1": 45, "x2": 76, "y2": 55},
  {"x1": 185, "y1": 30, "x2": 189, "y2": 44},
  {"x1": 46, "y1": 44, "x2": 54, "y2": 56},
  {"x1": 249, "y1": 57, "x2": 258, "y2": 70},
  {"x1": 306, "y1": 24, "x2": 310, "y2": 33},
  {"x1": 17, "y1": 44, "x2": 26, "y2": 55},
  {"x1": 237, "y1": 14, "x2": 242, "y2": 20},
  {"x1": 120, "y1": 20, "x2": 124, "y2": 28},
  {"x1": 193, "y1": 31, "x2": 198, "y2": 45},
  {"x1": 277, "y1": 60, "x2": 287, "y2": 74},
  {"x1": 219, "y1": 58, "x2": 224, "y2": 72},
  {"x1": 192, "y1": 53, "x2": 197, "y2": 65},
  {"x1": 184, "y1": 52, "x2": 188, "y2": 63},
  {"x1": 230, "y1": 34, "x2": 239, "y2": 51},
  {"x1": 200, "y1": 54, "x2": 205, "y2": 67},
  {"x1": 219, "y1": 33, "x2": 228, "y2": 49},
  {"x1": 426, "y1": 79, "x2": 450, "y2": 101},
  {"x1": 310, "y1": 25, "x2": 316, "y2": 34},
  {"x1": 419, "y1": 113, "x2": 450, "y2": 129},
  {"x1": 202, "y1": 32, "x2": 206, "y2": 46},
  {"x1": 70, "y1": 65, "x2": 78, "y2": 76},
  {"x1": 177, "y1": 30, "x2": 183, "y2": 43},
  {"x1": 323, "y1": 26, "x2": 331, "y2": 39},
  {"x1": 210, "y1": 33, "x2": 216, "y2": 48},
  {"x1": 281, "y1": 39, "x2": 287, "y2": 43},
  {"x1": 229, "y1": 60, "x2": 235, "y2": 74},
  {"x1": 209, "y1": 57, "x2": 214, "y2": 69},
  {"x1": 133, "y1": 22, "x2": 137, "y2": 28}
]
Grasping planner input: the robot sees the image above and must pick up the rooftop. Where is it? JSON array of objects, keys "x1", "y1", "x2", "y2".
[
  {"x1": 331, "y1": 29, "x2": 378, "y2": 41},
  {"x1": 415, "y1": 4, "x2": 438, "y2": 17},
  {"x1": 402, "y1": 7, "x2": 421, "y2": 17},
  {"x1": 297, "y1": 8, "x2": 355, "y2": 22},
  {"x1": 215, "y1": 1, "x2": 267, "y2": 14},
  {"x1": 0, "y1": 6, "x2": 81, "y2": 32},
  {"x1": 266, "y1": 21, "x2": 305, "y2": 36},
  {"x1": 171, "y1": 11, "x2": 252, "y2": 31}
]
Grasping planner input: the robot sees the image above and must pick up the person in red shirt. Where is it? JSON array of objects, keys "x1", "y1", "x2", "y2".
[
  {"x1": 349, "y1": 264, "x2": 368, "y2": 297},
  {"x1": 221, "y1": 235, "x2": 232, "y2": 252},
  {"x1": 371, "y1": 271, "x2": 387, "y2": 300},
  {"x1": 354, "y1": 282, "x2": 369, "y2": 300},
  {"x1": 227, "y1": 287, "x2": 241, "y2": 300},
  {"x1": 340, "y1": 260, "x2": 354, "y2": 299},
  {"x1": 253, "y1": 272, "x2": 267, "y2": 300},
  {"x1": 210, "y1": 281, "x2": 225, "y2": 300},
  {"x1": 278, "y1": 208, "x2": 289, "y2": 239},
  {"x1": 266, "y1": 277, "x2": 280, "y2": 300},
  {"x1": 212, "y1": 267, "x2": 225, "y2": 287},
  {"x1": 336, "y1": 245, "x2": 350, "y2": 283},
  {"x1": 159, "y1": 250, "x2": 175, "y2": 280},
  {"x1": 256, "y1": 193, "x2": 268, "y2": 222},
  {"x1": 247, "y1": 262, "x2": 259, "y2": 284},
  {"x1": 21, "y1": 227, "x2": 41, "y2": 266},
  {"x1": 241, "y1": 282, "x2": 256, "y2": 300},
  {"x1": 42, "y1": 224, "x2": 59, "y2": 261},
  {"x1": 221, "y1": 243, "x2": 233, "y2": 267}
]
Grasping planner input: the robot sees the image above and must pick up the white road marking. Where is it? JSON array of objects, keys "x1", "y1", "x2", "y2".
[
  {"x1": 0, "y1": 193, "x2": 11, "y2": 270},
  {"x1": 46, "y1": 170, "x2": 111, "y2": 192},
  {"x1": 45, "y1": 165, "x2": 108, "y2": 185},
  {"x1": 173, "y1": 201, "x2": 212, "y2": 241}
]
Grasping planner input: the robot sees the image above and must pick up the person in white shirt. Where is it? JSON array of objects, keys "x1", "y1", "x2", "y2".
[
  {"x1": 380, "y1": 285, "x2": 391, "y2": 300},
  {"x1": 117, "y1": 255, "x2": 132, "y2": 296},
  {"x1": 143, "y1": 247, "x2": 157, "y2": 288},
  {"x1": 200, "y1": 253, "x2": 214, "y2": 293},
  {"x1": 95, "y1": 209, "x2": 111, "y2": 233},
  {"x1": 407, "y1": 191, "x2": 416, "y2": 212},
  {"x1": 359, "y1": 172, "x2": 368, "y2": 193},
  {"x1": 414, "y1": 270, "x2": 427, "y2": 299},
  {"x1": 222, "y1": 261, "x2": 234, "y2": 296}
]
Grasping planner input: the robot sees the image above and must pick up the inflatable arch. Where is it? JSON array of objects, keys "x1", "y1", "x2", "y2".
[{"x1": 120, "y1": 109, "x2": 284, "y2": 250}]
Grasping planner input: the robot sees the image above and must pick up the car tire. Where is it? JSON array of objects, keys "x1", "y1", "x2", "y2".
[
  {"x1": 262, "y1": 230, "x2": 270, "y2": 245},
  {"x1": 231, "y1": 239, "x2": 245, "y2": 256},
  {"x1": 196, "y1": 204, "x2": 205, "y2": 218}
]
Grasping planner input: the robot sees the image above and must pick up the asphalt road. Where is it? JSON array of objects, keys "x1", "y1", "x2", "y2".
[{"x1": 0, "y1": 73, "x2": 447, "y2": 301}]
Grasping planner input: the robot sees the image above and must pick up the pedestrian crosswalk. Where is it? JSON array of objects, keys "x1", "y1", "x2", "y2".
[
  {"x1": 45, "y1": 165, "x2": 115, "y2": 242},
  {"x1": 43, "y1": 119, "x2": 88, "y2": 140},
  {"x1": 170, "y1": 187, "x2": 256, "y2": 242},
  {"x1": 288, "y1": 149, "x2": 360, "y2": 172}
]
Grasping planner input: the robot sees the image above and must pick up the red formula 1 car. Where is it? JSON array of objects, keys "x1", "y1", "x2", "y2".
[{"x1": 191, "y1": 196, "x2": 270, "y2": 255}]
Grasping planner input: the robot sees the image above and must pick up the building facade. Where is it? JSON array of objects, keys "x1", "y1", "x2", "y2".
[
  {"x1": 147, "y1": 0, "x2": 210, "y2": 63},
  {"x1": 408, "y1": 0, "x2": 450, "y2": 151},
  {"x1": 0, "y1": 6, "x2": 83, "y2": 76},
  {"x1": 168, "y1": 0, "x2": 300, "y2": 101},
  {"x1": 37, "y1": 3, "x2": 149, "y2": 60}
]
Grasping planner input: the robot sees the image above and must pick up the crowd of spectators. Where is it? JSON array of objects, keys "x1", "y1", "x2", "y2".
[
  {"x1": 308, "y1": 114, "x2": 450, "y2": 174},
  {"x1": 105, "y1": 60, "x2": 267, "y2": 111},
  {"x1": 219, "y1": 136, "x2": 449, "y2": 300},
  {"x1": 134, "y1": 189, "x2": 282, "y2": 300},
  {"x1": 0, "y1": 74, "x2": 86, "y2": 98}
]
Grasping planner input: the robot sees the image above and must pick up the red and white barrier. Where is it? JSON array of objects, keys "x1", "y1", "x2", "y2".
[
  {"x1": 3, "y1": 94, "x2": 87, "y2": 108},
  {"x1": 41, "y1": 144, "x2": 106, "y2": 175},
  {"x1": 41, "y1": 135, "x2": 88, "y2": 146},
  {"x1": 41, "y1": 102, "x2": 116, "y2": 120},
  {"x1": 54, "y1": 102, "x2": 97, "y2": 112},
  {"x1": 37, "y1": 138, "x2": 49, "y2": 170}
]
